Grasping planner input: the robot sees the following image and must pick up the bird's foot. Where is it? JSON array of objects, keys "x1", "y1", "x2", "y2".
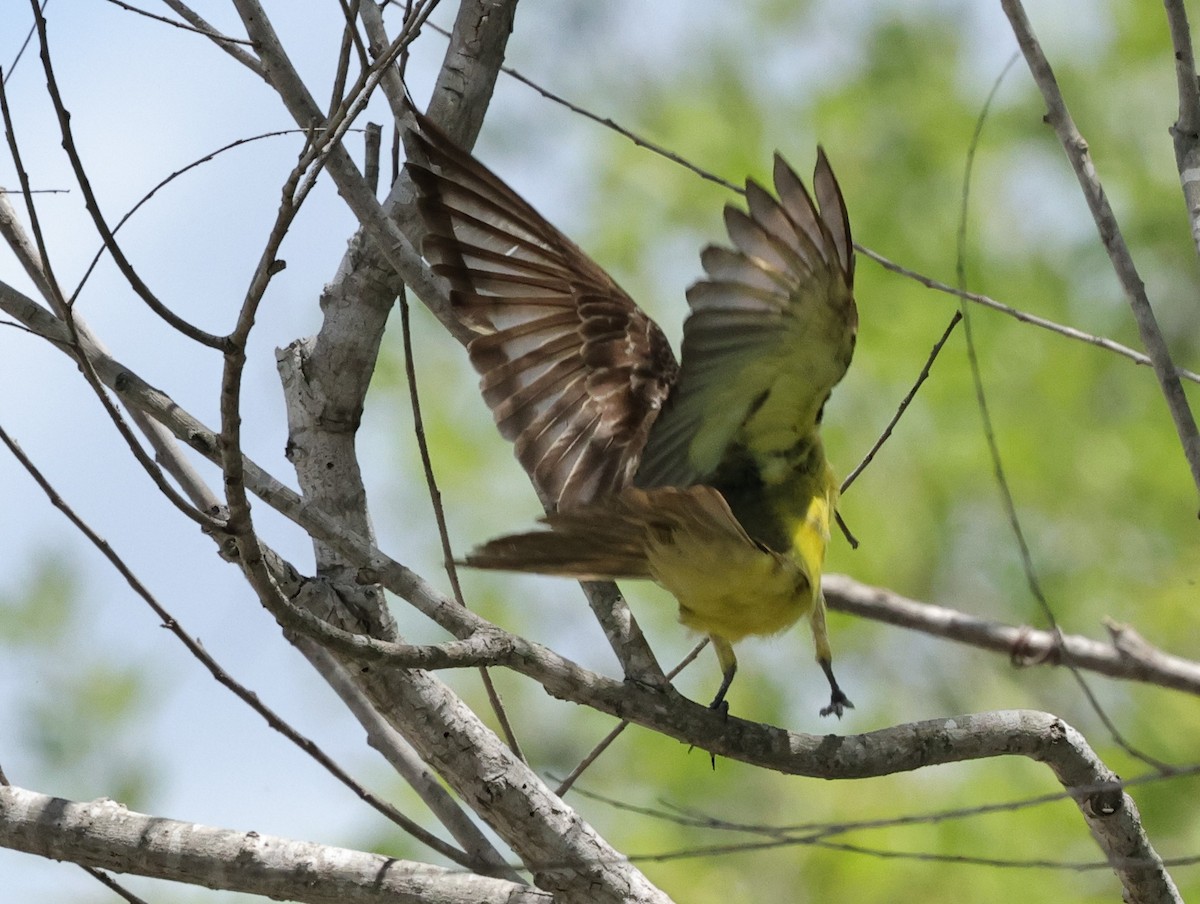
[{"x1": 819, "y1": 688, "x2": 854, "y2": 719}]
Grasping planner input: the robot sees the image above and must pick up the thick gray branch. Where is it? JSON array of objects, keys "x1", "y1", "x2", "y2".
[
  {"x1": 0, "y1": 785, "x2": 546, "y2": 904},
  {"x1": 311, "y1": 649, "x2": 518, "y2": 881}
]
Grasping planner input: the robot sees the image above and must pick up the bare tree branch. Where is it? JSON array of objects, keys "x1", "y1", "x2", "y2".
[
  {"x1": 1163, "y1": 0, "x2": 1200, "y2": 262},
  {"x1": 1002, "y1": 0, "x2": 1200, "y2": 501},
  {"x1": 29, "y1": 2, "x2": 230, "y2": 349},
  {"x1": 0, "y1": 183, "x2": 223, "y2": 529},
  {"x1": 159, "y1": 0, "x2": 264, "y2": 76},
  {"x1": 312, "y1": 649, "x2": 521, "y2": 881},
  {"x1": 822, "y1": 574, "x2": 1200, "y2": 695},
  {"x1": 0, "y1": 785, "x2": 549, "y2": 904},
  {"x1": 0, "y1": 420, "x2": 477, "y2": 865},
  {"x1": 103, "y1": 0, "x2": 255, "y2": 46}
]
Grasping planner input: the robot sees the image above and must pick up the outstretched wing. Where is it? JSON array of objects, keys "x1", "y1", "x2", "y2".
[
  {"x1": 635, "y1": 149, "x2": 857, "y2": 488},
  {"x1": 407, "y1": 115, "x2": 678, "y2": 508}
]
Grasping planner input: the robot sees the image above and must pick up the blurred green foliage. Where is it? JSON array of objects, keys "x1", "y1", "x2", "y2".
[
  {"x1": 0, "y1": 553, "x2": 161, "y2": 807},
  {"x1": 374, "y1": 2, "x2": 1200, "y2": 901}
]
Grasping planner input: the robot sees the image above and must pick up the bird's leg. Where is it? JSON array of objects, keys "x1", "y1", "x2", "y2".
[
  {"x1": 818, "y1": 656, "x2": 854, "y2": 718},
  {"x1": 810, "y1": 591, "x2": 853, "y2": 718},
  {"x1": 708, "y1": 635, "x2": 738, "y2": 715}
]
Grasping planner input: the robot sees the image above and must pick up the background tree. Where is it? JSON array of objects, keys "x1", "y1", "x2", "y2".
[{"x1": 1, "y1": 1, "x2": 1198, "y2": 902}]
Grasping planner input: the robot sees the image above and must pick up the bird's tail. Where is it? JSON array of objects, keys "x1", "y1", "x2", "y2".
[
  {"x1": 463, "y1": 508, "x2": 653, "y2": 580},
  {"x1": 462, "y1": 485, "x2": 750, "y2": 581}
]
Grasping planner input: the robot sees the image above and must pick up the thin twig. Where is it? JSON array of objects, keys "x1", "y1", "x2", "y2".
[
  {"x1": 216, "y1": 134, "x2": 328, "y2": 695},
  {"x1": 28, "y1": 1, "x2": 228, "y2": 349},
  {"x1": 577, "y1": 772, "x2": 1122, "y2": 838},
  {"x1": 159, "y1": 0, "x2": 263, "y2": 75},
  {"x1": 319, "y1": 0, "x2": 439, "y2": 156},
  {"x1": 858, "y1": 245, "x2": 1200, "y2": 385},
  {"x1": 952, "y1": 49, "x2": 1172, "y2": 774},
  {"x1": 397, "y1": 292, "x2": 525, "y2": 760},
  {"x1": 0, "y1": 74, "x2": 223, "y2": 530},
  {"x1": 71, "y1": 128, "x2": 340, "y2": 300},
  {"x1": 571, "y1": 774, "x2": 1192, "y2": 872},
  {"x1": 425, "y1": 20, "x2": 742, "y2": 194},
  {"x1": 1002, "y1": 0, "x2": 1200, "y2": 503},
  {"x1": 621, "y1": 833, "x2": 1166, "y2": 873},
  {"x1": 328, "y1": 0, "x2": 360, "y2": 119},
  {"x1": 0, "y1": 421, "x2": 474, "y2": 867},
  {"x1": 840, "y1": 312, "x2": 960, "y2": 495},
  {"x1": 0, "y1": 65, "x2": 64, "y2": 307},
  {"x1": 554, "y1": 641, "x2": 708, "y2": 796},
  {"x1": 4, "y1": 1, "x2": 49, "y2": 87},
  {"x1": 103, "y1": 0, "x2": 254, "y2": 44},
  {"x1": 76, "y1": 868, "x2": 151, "y2": 904}
]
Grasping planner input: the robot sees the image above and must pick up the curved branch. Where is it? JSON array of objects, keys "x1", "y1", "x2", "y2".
[{"x1": 356, "y1": 649, "x2": 1179, "y2": 903}]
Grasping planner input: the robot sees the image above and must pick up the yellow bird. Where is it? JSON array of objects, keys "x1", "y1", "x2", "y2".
[{"x1": 407, "y1": 113, "x2": 857, "y2": 717}]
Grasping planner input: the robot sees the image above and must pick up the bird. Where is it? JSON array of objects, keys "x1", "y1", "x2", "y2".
[{"x1": 406, "y1": 111, "x2": 858, "y2": 717}]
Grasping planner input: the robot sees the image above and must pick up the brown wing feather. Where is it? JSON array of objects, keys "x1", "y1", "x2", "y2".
[{"x1": 407, "y1": 114, "x2": 678, "y2": 508}]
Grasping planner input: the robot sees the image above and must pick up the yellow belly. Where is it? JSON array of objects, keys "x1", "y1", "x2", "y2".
[
  {"x1": 642, "y1": 486, "x2": 832, "y2": 644},
  {"x1": 645, "y1": 527, "x2": 813, "y2": 643}
]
